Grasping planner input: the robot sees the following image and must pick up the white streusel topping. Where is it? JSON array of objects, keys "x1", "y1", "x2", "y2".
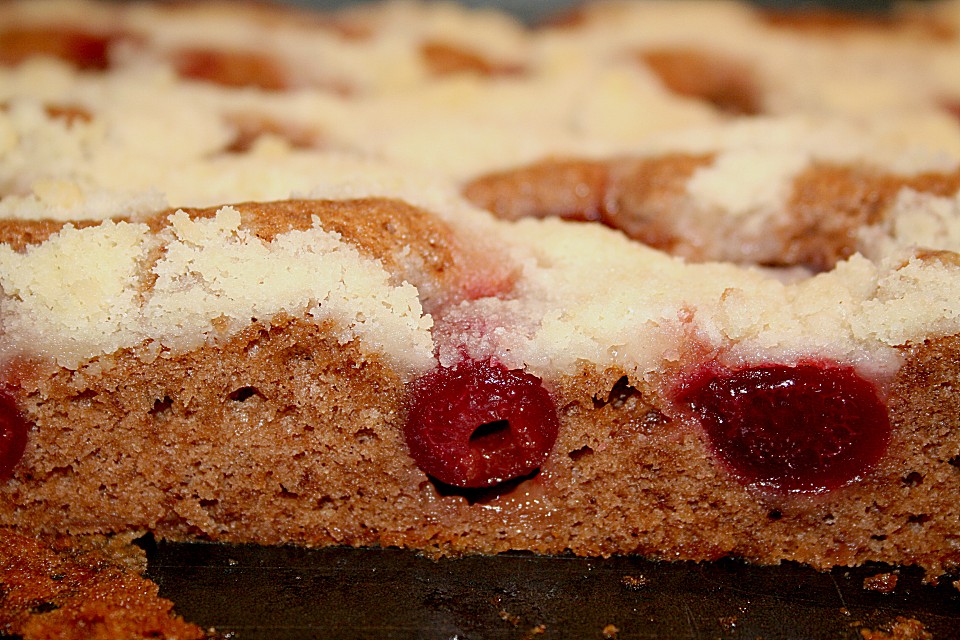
[
  {"x1": 1, "y1": 0, "x2": 959, "y2": 210},
  {"x1": 0, "y1": 206, "x2": 435, "y2": 376},
  {"x1": 441, "y1": 218, "x2": 960, "y2": 383},
  {"x1": 1, "y1": 0, "x2": 960, "y2": 383},
  {"x1": 4, "y1": 180, "x2": 960, "y2": 383}
]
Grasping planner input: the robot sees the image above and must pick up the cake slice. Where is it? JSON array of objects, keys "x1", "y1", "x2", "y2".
[
  {"x1": 2, "y1": 0, "x2": 960, "y2": 636},
  {"x1": 2, "y1": 179, "x2": 960, "y2": 581},
  {"x1": 0, "y1": 529, "x2": 212, "y2": 639}
]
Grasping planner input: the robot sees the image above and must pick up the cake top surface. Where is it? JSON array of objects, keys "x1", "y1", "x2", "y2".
[
  {"x1": 0, "y1": 204, "x2": 438, "y2": 374},
  {"x1": 1, "y1": 0, "x2": 960, "y2": 384}
]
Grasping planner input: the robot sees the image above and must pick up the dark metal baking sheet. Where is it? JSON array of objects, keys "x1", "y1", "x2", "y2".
[
  {"x1": 144, "y1": 538, "x2": 960, "y2": 639},
  {"x1": 284, "y1": 0, "x2": 898, "y2": 24}
]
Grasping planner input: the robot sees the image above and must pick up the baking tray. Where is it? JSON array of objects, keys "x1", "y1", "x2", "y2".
[
  {"x1": 143, "y1": 537, "x2": 960, "y2": 639},
  {"x1": 284, "y1": 0, "x2": 899, "y2": 24}
]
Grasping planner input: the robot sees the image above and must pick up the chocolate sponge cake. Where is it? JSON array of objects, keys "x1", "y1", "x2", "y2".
[{"x1": 2, "y1": 0, "x2": 960, "y2": 636}]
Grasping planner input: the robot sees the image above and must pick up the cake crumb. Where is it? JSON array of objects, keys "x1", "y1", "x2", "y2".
[
  {"x1": 0, "y1": 529, "x2": 210, "y2": 640},
  {"x1": 860, "y1": 616, "x2": 932, "y2": 640},
  {"x1": 498, "y1": 608, "x2": 522, "y2": 626},
  {"x1": 621, "y1": 574, "x2": 648, "y2": 591},
  {"x1": 718, "y1": 614, "x2": 739, "y2": 630},
  {"x1": 863, "y1": 572, "x2": 899, "y2": 593}
]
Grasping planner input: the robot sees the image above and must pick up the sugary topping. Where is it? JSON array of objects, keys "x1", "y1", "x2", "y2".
[
  {"x1": 0, "y1": 219, "x2": 148, "y2": 366},
  {"x1": 859, "y1": 189, "x2": 960, "y2": 258},
  {"x1": 0, "y1": 391, "x2": 28, "y2": 479},
  {"x1": 0, "y1": 0, "x2": 959, "y2": 387},
  {"x1": 0, "y1": 0, "x2": 958, "y2": 210},
  {"x1": 0, "y1": 205, "x2": 436, "y2": 376},
  {"x1": 404, "y1": 359, "x2": 559, "y2": 488},
  {"x1": 675, "y1": 363, "x2": 890, "y2": 493},
  {"x1": 432, "y1": 210, "x2": 960, "y2": 385},
  {"x1": 466, "y1": 149, "x2": 960, "y2": 271}
]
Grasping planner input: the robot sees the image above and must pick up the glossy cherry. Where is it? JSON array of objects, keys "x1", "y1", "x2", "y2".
[
  {"x1": 0, "y1": 392, "x2": 28, "y2": 480},
  {"x1": 405, "y1": 359, "x2": 559, "y2": 488},
  {"x1": 676, "y1": 363, "x2": 890, "y2": 493}
]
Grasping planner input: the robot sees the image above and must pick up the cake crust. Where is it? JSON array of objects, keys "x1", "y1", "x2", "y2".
[{"x1": 0, "y1": 529, "x2": 211, "y2": 639}]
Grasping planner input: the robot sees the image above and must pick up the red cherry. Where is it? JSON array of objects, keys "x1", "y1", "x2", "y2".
[
  {"x1": 405, "y1": 359, "x2": 559, "y2": 488},
  {"x1": 676, "y1": 363, "x2": 890, "y2": 493},
  {"x1": 0, "y1": 392, "x2": 28, "y2": 480}
]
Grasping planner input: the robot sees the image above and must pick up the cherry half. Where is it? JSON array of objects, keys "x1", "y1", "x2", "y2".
[
  {"x1": 405, "y1": 359, "x2": 559, "y2": 488},
  {"x1": 676, "y1": 363, "x2": 890, "y2": 493},
  {"x1": 0, "y1": 392, "x2": 28, "y2": 480}
]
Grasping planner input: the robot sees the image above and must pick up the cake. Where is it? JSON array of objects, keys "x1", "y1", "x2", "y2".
[
  {"x1": 0, "y1": 529, "x2": 212, "y2": 639},
  {"x1": 2, "y1": 0, "x2": 960, "y2": 636}
]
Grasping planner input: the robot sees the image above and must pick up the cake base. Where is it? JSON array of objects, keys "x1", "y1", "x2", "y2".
[{"x1": 3, "y1": 315, "x2": 959, "y2": 580}]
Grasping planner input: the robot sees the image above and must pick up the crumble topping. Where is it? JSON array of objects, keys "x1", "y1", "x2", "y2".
[
  {"x1": 0, "y1": 0, "x2": 959, "y2": 386},
  {"x1": 0, "y1": 206, "x2": 435, "y2": 376}
]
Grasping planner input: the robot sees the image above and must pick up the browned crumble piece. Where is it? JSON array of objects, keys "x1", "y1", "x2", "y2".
[
  {"x1": 863, "y1": 571, "x2": 900, "y2": 593},
  {"x1": 0, "y1": 528, "x2": 212, "y2": 640},
  {"x1": 859, "y1": 616, "x2": 932, "y2": 640},
  {"x1": 620, "y1": 574, "x2": 649, "y2": 591}
]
